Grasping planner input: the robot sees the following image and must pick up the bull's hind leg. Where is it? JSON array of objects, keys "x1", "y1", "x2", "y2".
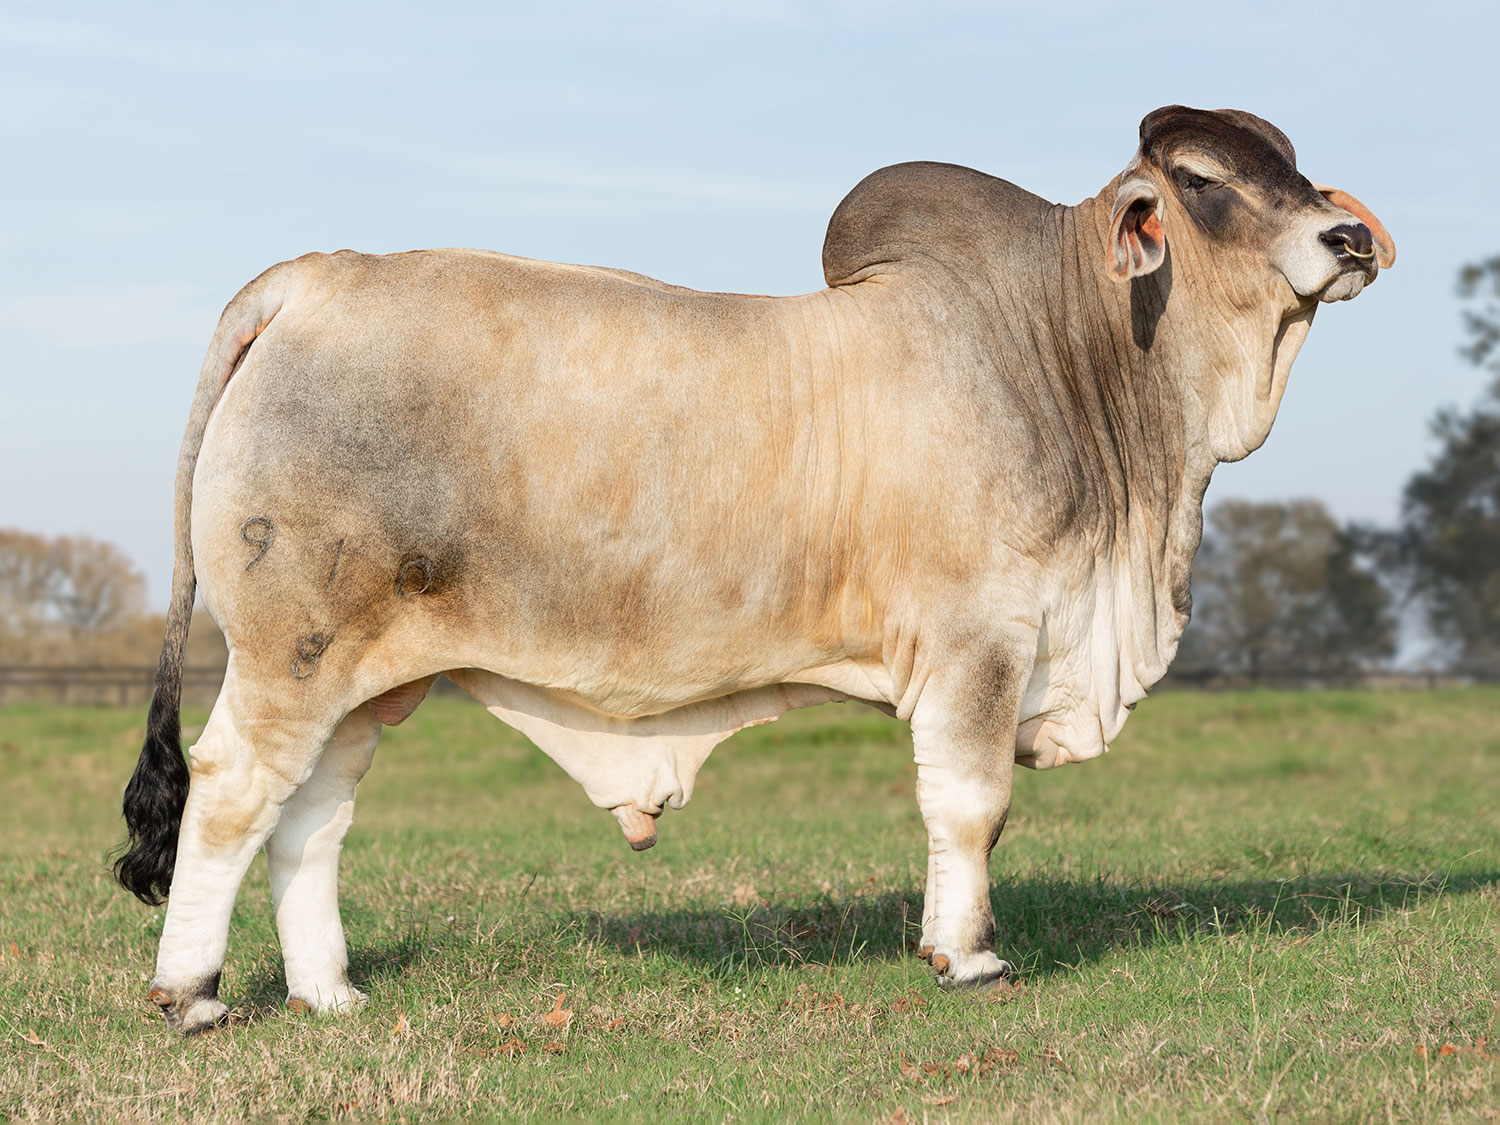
[
  {"x1": 264, "y1": 706, "x2": 380, "y2": 1015},
  {"x1": 906, "y1": 633, "x2": 1030, "y2": 987},
  {"x1": 149, "y1": 686, "x2": 339, "y2": 1034}
]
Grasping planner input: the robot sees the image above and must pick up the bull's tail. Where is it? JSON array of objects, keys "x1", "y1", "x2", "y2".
[{"x1": 113, "y1": 266, "x2": 291, "y2": 905}]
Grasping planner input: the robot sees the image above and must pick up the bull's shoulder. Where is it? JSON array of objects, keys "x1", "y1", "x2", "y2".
[{"x1": 822, "y1": 162, "x2": 1054, "y2": 286}]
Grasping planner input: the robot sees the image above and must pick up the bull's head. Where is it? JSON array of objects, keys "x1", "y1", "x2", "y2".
[{"x1": 1107, "y1": 105, "x2": 1395, "y2": 305}]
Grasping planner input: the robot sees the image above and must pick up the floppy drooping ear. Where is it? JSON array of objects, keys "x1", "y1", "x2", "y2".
[
  {"x1": 1313, "y1": 182, "x2": 1397, "y2": 269},
  {"x1": 1109, "y1": 178, "x2": 1166, "y2": 280}
]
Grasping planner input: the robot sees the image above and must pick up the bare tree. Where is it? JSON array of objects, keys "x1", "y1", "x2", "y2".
[
  {"x1": 0, "y1": 529, "x2": 148, "y2": 660},
  {"x1": 0, "y1": 529, "x2": 53, "y2": 637}
]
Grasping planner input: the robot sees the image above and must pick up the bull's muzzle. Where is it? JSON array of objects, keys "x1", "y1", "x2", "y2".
[{"x1": 1319, "y1": 223, "x2": 1376, "y2": 263}]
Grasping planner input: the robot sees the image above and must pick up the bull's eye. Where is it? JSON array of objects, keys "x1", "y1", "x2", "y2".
[{"x1": 1184, "y1": 173, "x2": 1211, "y2": 192}]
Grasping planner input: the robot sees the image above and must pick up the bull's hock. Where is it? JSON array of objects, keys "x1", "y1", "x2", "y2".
[{"x1": 114, "y1": 105, "x2": 1393, "y2": 1031}]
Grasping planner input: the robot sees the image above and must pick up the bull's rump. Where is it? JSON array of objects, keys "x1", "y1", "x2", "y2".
[{"x1": 189, "y1": 250, "x2": 883, "y2": 715}]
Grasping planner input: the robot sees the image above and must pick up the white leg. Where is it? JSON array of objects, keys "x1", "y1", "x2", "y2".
[
  {"x1": 150, "y1": 695, "x2": 329, "y2": 1033},
  {"x1": 912, "y1": 754, "x2": 1012, "y2": 984},
  {"x1": 264, "y1": 706, "x2": 380, "y2": 1014},
  {"x1": 907, "y1": 639, "x2": 1027, "y2": 986}
]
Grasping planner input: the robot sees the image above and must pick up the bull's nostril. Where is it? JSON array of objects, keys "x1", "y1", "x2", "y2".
[{"x1": 1320, "y1": 223, "x2": 1375, "y2": 260}]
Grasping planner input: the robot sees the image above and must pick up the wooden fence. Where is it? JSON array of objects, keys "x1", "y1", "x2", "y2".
[{"x1": 0, "y1": 665, "x2": 227, "y2": 708}]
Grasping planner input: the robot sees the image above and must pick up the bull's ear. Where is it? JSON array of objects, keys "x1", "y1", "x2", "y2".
[
  {"x1": 1108, "y1": 178, "x2": 1166, "y2": 280},
  {"x1": 1313, "y1": 182, "x2": 1396, "y2": 269}
]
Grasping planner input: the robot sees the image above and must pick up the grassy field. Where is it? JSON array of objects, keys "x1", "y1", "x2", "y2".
[{"x1": 1, "y1": 688, "x2": 1497, "y2": 1122}]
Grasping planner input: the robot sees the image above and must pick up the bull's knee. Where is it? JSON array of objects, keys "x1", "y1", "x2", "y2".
[{"x1": 185, "y1": 734, "x2": 298, "y2": 850}]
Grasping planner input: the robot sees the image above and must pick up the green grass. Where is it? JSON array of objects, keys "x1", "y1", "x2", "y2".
[{"x1": 1, "y1": 688, "x2": 1497, "y2": 1121}]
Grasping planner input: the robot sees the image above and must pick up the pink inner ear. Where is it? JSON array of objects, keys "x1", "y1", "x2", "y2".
[
  {"x1": 1109, "y1": 197, "x2": 1164, "y2": 279},
  {"x1": 1316, "y1": 184, "x2": 1396, "y2": 269}
]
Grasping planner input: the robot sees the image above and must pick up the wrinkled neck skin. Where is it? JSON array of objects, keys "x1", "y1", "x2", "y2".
[
  {"x1": 1061, "y1": 184, "x2": 1318, "y2": 627},
  {"x1": 1074, "y1": 184, "x2": 1317, "y2": 467},
  {"x1": 881, "y1": 182, "x2": 1316, "y2": 766}
]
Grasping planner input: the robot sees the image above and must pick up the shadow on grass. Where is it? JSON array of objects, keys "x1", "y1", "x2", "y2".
[
  {"x1": 235, "y1": 925, "x2": 450, "y2": 1014},
  {"x1": 229, "y1": 869, "x2": 1496, "y2": 1013},
  {"x1": 575, "y1": 869, "x2": 1500, "y2": 979}
]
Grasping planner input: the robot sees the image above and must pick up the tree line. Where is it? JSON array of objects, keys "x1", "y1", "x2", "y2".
[
  {"x1": 2, "y1": 261, "x2": 1497, "y2": 683},
  {"x1": 0, "y1": 529, "x2": 225, "y2": 668}
]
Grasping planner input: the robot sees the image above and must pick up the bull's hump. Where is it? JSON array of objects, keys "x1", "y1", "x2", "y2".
[{"x1": 821, "y1": 161, "x2": 1052, "y2": 287}]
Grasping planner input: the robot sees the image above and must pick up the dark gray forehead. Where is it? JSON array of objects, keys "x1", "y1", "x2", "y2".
[{"x1": 1138, "y1": 105, "x2": 1304, "y2": 187}]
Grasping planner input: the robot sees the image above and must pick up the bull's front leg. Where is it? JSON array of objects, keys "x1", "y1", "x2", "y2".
[{"x1": 906, "y1": 639, "x2": 1027, "y2": 986}]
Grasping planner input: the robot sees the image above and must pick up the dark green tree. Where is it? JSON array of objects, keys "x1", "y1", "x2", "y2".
[
  {"x1": 1177, "y1": 499, "x2": 1396, "y2": 682},
  {"x1": 1394, "y1": 256, "x2": 1500, "y2": 676}
]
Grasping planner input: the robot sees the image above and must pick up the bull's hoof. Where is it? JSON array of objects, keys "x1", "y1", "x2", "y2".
[
  {"x1": 286, "y1": 984, "x2": 368, "y2": 1015},
  {"x1": 147, "y1": 977, "x2": 229, "y2": 1035},
  {"x1": 915, "y1": 944, "x2": 1011, "y2": 987}
]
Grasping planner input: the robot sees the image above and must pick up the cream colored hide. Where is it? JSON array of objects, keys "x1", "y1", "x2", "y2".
[{"x1": 129, "y1": 106, "x2": 1391, "y2": 1032}]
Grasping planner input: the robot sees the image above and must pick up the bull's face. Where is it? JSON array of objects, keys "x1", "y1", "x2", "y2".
[{"x1": 1106, "y1": 105, "x2": 1395, "y2": 306}]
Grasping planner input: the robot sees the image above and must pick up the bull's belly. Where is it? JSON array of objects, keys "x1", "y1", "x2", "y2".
[{"x1": 446, "y1": 668, "x2": 850, "y2": 826}]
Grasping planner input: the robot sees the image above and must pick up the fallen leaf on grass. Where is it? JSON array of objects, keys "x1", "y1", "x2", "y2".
[
  {"x1": 541, "y1": 992, "x2": 573, "y2": 1030},
  {"x1": 461, "y1": 1038, "x2": 532, "y2": 1058},
  {"x1": 7, "y1": 942, "x2": 18, "y2": 960},
  {"x1": 626, "y1": 925, "x2": 646, "y2": 947},
  {"x1": 1418, "y1": 1039, "x2": 1491, "y2": 1060},
  {"x1": 892, "y1": 992, "x2": 927, "y2": 1014},
  {"x1": 543, "y1": 1041, "x2": 566, "y2": 1054},
  {"x1": 389, "y1": 1013, "x2": 409, "y2": 1041},
  {"x1": 922, "y1": 1094, "x2": 958, "y2": 1106},
  {"x1": 1041, "y1": 1046, "x2": 1065, "y2": 1067},
  {"x1": 953, "y1": 1053, "x2": 981, "y2": 1074},
  {"x1": 903, "y1": 1044, "x2": 1026, "y2": 1082},
  {"x1": 985, "y1": 977, "x2": 1026, "y2": 1000},
  {"x1": 21, "y1": 1029, "x2": 46, "y2": 1049},
  {"x1": 490, "y1": 1011, "x2": 517, "y2": 1029},
  {"x1": 982, "y1": 1046, "x2": 1020, "y2": 1074},
  {"x1": 605, "y1": 1017, "x2": 626, "y2": 1032},
  {"x1": 888, "y1": 1108, "x2": 914, "y2": 1124}
]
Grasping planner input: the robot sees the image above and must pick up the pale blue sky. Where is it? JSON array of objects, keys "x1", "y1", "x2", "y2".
[{"x1": 3, "y1": 1, "x2": 1497, "y2": 604}]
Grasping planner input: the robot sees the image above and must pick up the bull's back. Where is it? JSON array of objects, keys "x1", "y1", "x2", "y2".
[{"x1": 191, "y1": 250, "x2": 879, "y2": 712}]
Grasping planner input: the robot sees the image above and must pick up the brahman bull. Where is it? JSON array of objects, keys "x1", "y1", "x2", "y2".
[{"x1": 116, "y1": 105, "x2": 1394, "y2": 1033}]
